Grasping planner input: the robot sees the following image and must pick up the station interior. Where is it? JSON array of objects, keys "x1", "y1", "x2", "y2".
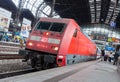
[{"x1": 0, "y1": 0, "x2": 120, "y2": 82}]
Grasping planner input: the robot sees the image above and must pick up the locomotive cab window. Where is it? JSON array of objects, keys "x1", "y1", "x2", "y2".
[
  {"x1": 36, "y1": 22, "x2": 51, "y2": 30},
  {"x1": 50, "y1": 23, "x2": 65, "y2": 32},
  {"x1": 35, "y1": 21, "x2": 65, "y2": 32},
  {"x1": 73, "y1": 29, "x2": 77, "y2": 37}
]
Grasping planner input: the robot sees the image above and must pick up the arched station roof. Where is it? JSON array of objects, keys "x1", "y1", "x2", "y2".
[{"x1": 44, "y1": 0, "x2": 120, "y2": 27}]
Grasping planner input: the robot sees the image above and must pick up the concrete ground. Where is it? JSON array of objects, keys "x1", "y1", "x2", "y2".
[
  {"x1": 59, "y1": 62, "x2": 120, "y2": 82},
  {"x1": 0, "y1": 60, "x2": 120, "y2": 82}
]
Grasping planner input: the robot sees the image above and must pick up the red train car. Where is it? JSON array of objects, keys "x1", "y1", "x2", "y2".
[{"x1": 19, "y1": 17, "x2": 97, "y2": 69}]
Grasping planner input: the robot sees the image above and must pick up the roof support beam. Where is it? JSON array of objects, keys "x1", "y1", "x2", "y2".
[
  {"x1": 15, "y1": 0, "x2": 25, "y2": 26},
  {"x1": 35, "y1": 2, "x2": 44, "y2": 19},
  {"x1": 89, "y1": 0, "x2": 95, "y2": 23},
  {"x1": 31, "y1": 0, "x2": 38, "y2": 11},
  {"x1": 100, "y1": 0, "x2": 110, "y2": 24},
  {"x1": 49, "y1": 0, "x2": 56, "y2": 17},
  {"x1": 94, "y1": 0, "x2": 97, "y2": 22},
  {"x1": 109, "y1": 0, "x2": 119, "y2": 22}
]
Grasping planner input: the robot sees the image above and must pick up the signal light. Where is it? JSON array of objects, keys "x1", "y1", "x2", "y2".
[
  {"x1": 54, "y1": 47, "x2": 58, "y2": 51},
  {"x1": 45, "y1": 32, "x2": 49, "y2": 36},
  {"x1": 28, "y1": 42, "x2": 33, "y2": 46},
  {"x1": 52, "y1": 46, "x2": 59, "y2": 51}
]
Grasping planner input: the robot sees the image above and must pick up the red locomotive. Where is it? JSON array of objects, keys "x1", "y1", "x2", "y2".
[{"x1": 19, "y1": 17, "x2": 97, "y2": 69}]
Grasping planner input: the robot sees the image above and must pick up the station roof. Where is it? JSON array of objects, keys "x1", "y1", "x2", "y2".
[
  {"x1": 0, "y1": 0, "x2": 17, "y2": 19},
  {"x1": 0, "y1": 0, "x2": 34, "y2": 21},
  {"x1": 44, "y1": 0, "x2": 120, "y2": 27},
  {"x1": 0, "y1": 0, "x2": 120, "y2": 28}
]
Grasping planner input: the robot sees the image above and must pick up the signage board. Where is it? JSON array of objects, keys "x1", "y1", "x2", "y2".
[
  {"x1": 110, "y1": 21, "x2": 116, "y2": 28},
  {"x1": 0, "y1": 7, "x2": 12, "y2": 32},
  {"x1": 20, "y1": 18, "x2": 31, "y2": 38}
]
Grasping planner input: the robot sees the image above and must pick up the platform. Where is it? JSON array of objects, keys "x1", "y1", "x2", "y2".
[{"x1": 0, "y1": 60, "x2": 119, "y2": 82}]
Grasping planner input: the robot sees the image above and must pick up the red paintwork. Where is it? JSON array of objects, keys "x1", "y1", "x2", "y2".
[
  {"x1": 26, "y1": 17, "x2": 97, "y2": 66},
  {"x1": 66, "y1": 20, "x2": 96, "y2": 56}
]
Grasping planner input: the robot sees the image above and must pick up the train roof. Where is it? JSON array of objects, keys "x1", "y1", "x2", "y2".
[{"x1": 39, "y1": 17, "x2": 76, "y2": 24}]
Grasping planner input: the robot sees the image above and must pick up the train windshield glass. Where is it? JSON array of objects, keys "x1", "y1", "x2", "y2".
[{"x1": 35, "y1": 22, "x2": 65, "y2": 32}]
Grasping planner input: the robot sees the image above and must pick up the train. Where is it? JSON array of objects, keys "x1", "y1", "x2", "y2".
[{"x1": 19, "y1": 17, "x2": 97, "y2": 69}]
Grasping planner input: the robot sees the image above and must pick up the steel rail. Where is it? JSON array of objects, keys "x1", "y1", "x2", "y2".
[
  {"x1": 0, "y1": 68, "x2": 36, "y2": 79},
  {"x1": 0, "y1": 54, "x2": 23, "y2": 60}
]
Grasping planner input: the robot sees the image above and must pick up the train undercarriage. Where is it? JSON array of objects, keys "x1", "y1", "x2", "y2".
[{"x1": 19, "y1": 49, "x2": 57, "y2": 70}]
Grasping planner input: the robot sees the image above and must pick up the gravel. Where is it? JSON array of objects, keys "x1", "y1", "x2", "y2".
[{"x1": 0, "y1": 59, "x2": 31, "y2": 73}]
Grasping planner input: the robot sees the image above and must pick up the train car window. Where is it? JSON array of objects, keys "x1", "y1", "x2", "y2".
[
  {"x1": 36, "y1": 22, "x2": 51, "y2": 30},
  {"x1": 80, "y1": 28, "x2": 92, "y2": 40},
  {"x1": 50, "y1": 23, "x2": 65, "y2": 32},
  {"x1": 73, "y1": 29, "x2": 77, "y2": 37},
  {"x1": 83, "y1": 32, "x2": 91, "y2": 40},
  {"x1": 35, "y1": 22, "x2": 65, "y2": 32}
]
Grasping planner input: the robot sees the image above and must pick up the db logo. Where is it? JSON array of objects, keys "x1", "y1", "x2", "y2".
[{"x1": 41, "y1": 37, "x2": 48, "y2": 42}]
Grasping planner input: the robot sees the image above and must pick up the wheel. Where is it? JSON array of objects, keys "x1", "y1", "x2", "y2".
[
  {"x1": 42, "y1": 62, "x2": 48, "y2": 70},
  {"x1": 31, "y1": 58, "x2": 36, "y2": 68},
  {"x1": 31, "y1": 58, "x2": 43, "y2": 70},
  {"x1": 53, "y1": 64, "x2": 58, "y2": 68}
]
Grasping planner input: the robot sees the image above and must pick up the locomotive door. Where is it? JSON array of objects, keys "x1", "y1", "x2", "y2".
[
  {"x1": 72, "y1": 29, "x2": 79, "y2": 63},
  {"x1": 76, "y1": 29, "x2": 79, "y2": 54},
  {"x1": 73, "y1": 29, "x2": 78, "y2": 53},
  {"x1": 67, "y1": 29, "x2": 80, "y2": 65}
]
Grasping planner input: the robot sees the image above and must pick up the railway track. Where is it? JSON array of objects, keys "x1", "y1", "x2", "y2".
[
  {"x1": 0, "y1": 54, "x2": 23, "y2": 60},
  {"x1": 0, "y1": 42, "x2": 24, "y2": 60},
  {"x1": 0, "y1": 41, "x2": 25, "y2": 47},
  {"x1": 0, "y1": 68, "x2": 36, "y2": 79},
  {"x1": 0, "y1": 44, "x2": 23, "y2": 52},
  {"x1": 0, "y1": 42, "x2": 37, "y2": 79}
]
